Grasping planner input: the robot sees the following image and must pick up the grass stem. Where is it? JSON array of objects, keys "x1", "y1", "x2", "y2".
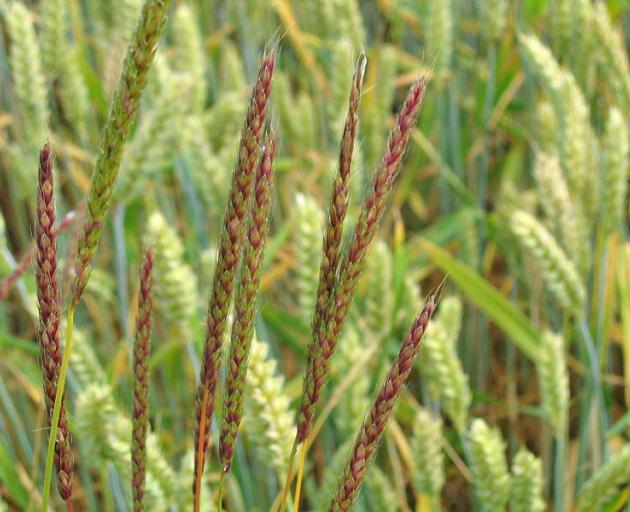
[
  {"x1": 553, "y1": 426, "x2": 567, "y2": 512},
  {"x1": 279, "y1": 438, "x2": 297, "y2": 512},
  {"x1": 293, "y1": 443, "x2": 307, "y2": 512},
  {"x1": 217, "y1": 472, "x2": 225, "y2": 512}
]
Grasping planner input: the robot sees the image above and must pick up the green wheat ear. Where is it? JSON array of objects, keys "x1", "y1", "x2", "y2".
[
  {"x1": 510, "y1": 448, "x2": 544, "y2": 512},
  {"x1": 411, "y1": 407, "x2": 444, "y2": 503},
  {"x1": 536, "y1": 330, "x2": 569, "y2": 436},
  {"x1": 593, "y1": 2, "x2": 630, "y2": 114},
  {"x1": 479, "y1": 0, "x2": 507, "y2": 42},
  {"x1": 171, "y1": 4, "x2": 206, "y2": 110},
  {"x1": 5, "y1": 2, "x2": 49, "y2": 142},
  {"x1": 420, "y1": 296, "x2": 470, "y2": 433},
  {"x1": 599, "y1": 106, "x2": 629, "y2": 235},
  {"x1": 362, "y1": 240, "x2": 393, "y2": 341},
  {"x1": 115, "y1": 71, "x2": 191, "y2": 202},
  {"x1": 468, "y1": 419, "x2": 511, "y2": 512},
  {"x1": 294, "y1": 193, "x2": 324, "y2": 328},
  {"x1": 510, "y1": 209, "x2": 585, "y2": 314},
  {"x1": 577, "y1": 444, "x2": 630, "y2": 511},
  {"x1": 244, "y1": 336, "x2": 295, "y2": 479},
  {"x1": 519, "y1": 33, "x2": 592, "y2": 205},
  {"x1": 332, "y1": 326, "x2": 369, "y2": 440},
  {"x1": 144, "y1": 212, "x2": 199, "y2": 343},
  {"x1": 426, "y1": 0, "x2": 453, "y2": 74}
]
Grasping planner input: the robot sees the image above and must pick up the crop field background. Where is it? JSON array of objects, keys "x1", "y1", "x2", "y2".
[{"x1": 0, "y1": 0, "x2": 629, "y2": 511}]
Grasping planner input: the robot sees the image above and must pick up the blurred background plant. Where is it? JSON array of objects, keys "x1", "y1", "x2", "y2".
[{"x1": 0, "y1": 0, "x2": 629, "y2": 510}]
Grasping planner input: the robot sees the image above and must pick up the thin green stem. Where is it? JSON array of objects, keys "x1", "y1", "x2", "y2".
[
  {"x1": 217, "y1": 472, "x2": 225, "y2": 512},
  {"x1": 42, "y1": 306, "x2": 75, "y2": 511},
  {"x1": 278, "y1": 438, "x2": 297, "y2": 512},
  {"x1": 553, "y1": 426, "x2": 567, "y2": 512},
  {"x1": 579, "y1": 318, "x2": 608, "y2": 462}
]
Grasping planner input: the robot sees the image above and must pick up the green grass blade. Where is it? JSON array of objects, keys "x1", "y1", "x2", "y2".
[{"x1": 420, "y1": 239, "x2": 540, "y2": 361}]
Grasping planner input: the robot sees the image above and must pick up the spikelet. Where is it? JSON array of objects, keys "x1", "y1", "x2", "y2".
[
  {"x1": 532, "y1": 153, "x2": 581, "y2": 260},
  {"x1": 519, "y1": 33, "x2": 591, "y2": 202},
  {"x1": 328, "y1": 299, "x2": 436, "y2": 512},
  {"x1": 510, "y1": 448, "x2": 544, "y2": 512},
  {"x1": 325, "y1": 0, "x2": 365, "y2": 50},
  {"x1": 132, "y1": 250, "x2": 153, "y2": 512},
  {"x1": 426, "y1": 0, "x2": 453, "y2": 73},
  {"x1": 548, "y1": 0, "x2": 571, "y2": 60},
  {"x1": 536, "y1": 331, "x2": 569, "y2": 436},
  {"x1": 74, "y1": 385, "x2": 172, "y2": 511},
  {"x1": 172, "y1": 4, "x2": 206, "y2": 110},
  {"x1": 297, "y1": 77, "x2": 427, "y2": 444},
  {"x1": 295, "y1": 194, "x2": 324, "y2": 327},
  {"x1": 468, "y1": 419, "x2": 511, "y2": 512},
  {"x1": 362, "y1": 240, "x2": 393, "y2": 341},
  {"x1": 535, "y1": 101, "x2": 558, "y2": 151},
  {"x1": 193, "y1": 52, "x2": 276, "y2": 494},
  {"x1": 600, "y1": 107, "x2": 629, "y2": 234},
  {"x1": 332, "y1": 326, "x2": 369, "y2": 440},
  {"x1": 244, "y1": 336, "x2": 295, "y2": 479},
  {"x1": 577, "y1": 444, "x2": 630, "y2": 511},
  {"x1": 144, "y1": 212, "x2": 198, "y2": 342},
  {"x1": 39, "y1": 0, "x2": 90, "y2": 139},
  {"x1": 115, "y1": 73, "x2": 191, "y2": 202},
  {"x1": 219, "y1": 132, "x2": 275, "y2": 473},
  {"x1": 58, "y1": 47, "x2": 90, "y2": 140},
  {"x1": 510, "y1": 210, "x2": 585, "y2": 314},
  {"x1": 569, "y1": 0, "x2": 595, "y2": 95},
  {"x1": 5, "y1": 2, "x2": 49, "y2": 145},
  {"x1": 69, "y1": 328, "x2": 105, "y2": 388},
  {"x1": 410, "y1": 407, "x2": 444, "y2": 501},
  {"x1": 39, "y1": 0, "x2": 66, "y2": 77},
  {"x1": 592, "y1": 3, "x2": 630, "y2": 114},
  {"x1": 420, "y1": 297, "x2": 470, "y2": 432},
  {"x1": 479, "y1": 0, "x2": 508, "y2": 42},
  {"x1": 71, "y1": 0, "x2": 172, "y2": 306}
]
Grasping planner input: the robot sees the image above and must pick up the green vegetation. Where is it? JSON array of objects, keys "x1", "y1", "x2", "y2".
[{"x1": 0, "y1": 1, "x2": 629, "y2": 511}]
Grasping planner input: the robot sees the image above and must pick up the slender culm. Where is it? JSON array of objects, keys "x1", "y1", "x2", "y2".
[
  {"x1": 220, "y1": 132, "x2": 276, "y2": 473},
  {"x1": 297, "y1": 76, "x2": 427, "y2": 443},
  {"x1": 327, "y1": 297, "x2": 436, "y2": 512},
  {"x1": 36, "y1": 144, "x2": 74, "y2": 509},
  {"x1": 193, "y1": 52, "x2": 275, "y2": 505},
  {"x1": 132, "y1": 249, "x2": 154, "y2": 512},
  {"x1": 71, "y1": 0, "x2": 172, "y2": 307}
]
